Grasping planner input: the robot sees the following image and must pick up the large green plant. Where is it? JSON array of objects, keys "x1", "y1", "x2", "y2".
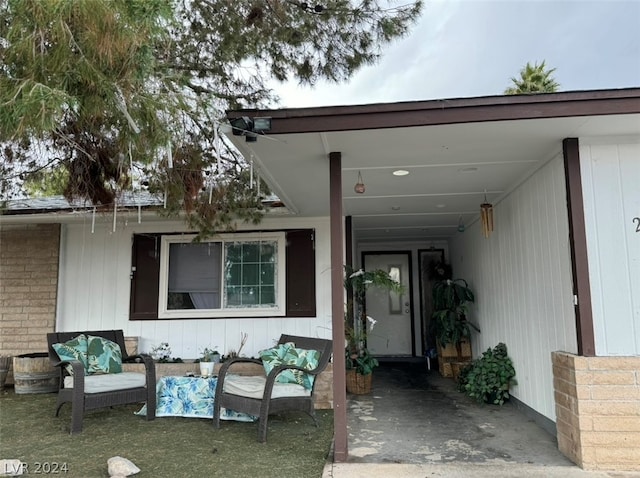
[
  {"x1": 431, "y1": 278, "x2": 478, "y2": 353},
  {"x1": 458, "y1": 343, "x2": 517, "y2": 405}
]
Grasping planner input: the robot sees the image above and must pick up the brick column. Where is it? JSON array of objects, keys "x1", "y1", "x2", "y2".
[
  {"x1": 553, "y1": 351, "x2": 640, "y2": 471},
  {"x1": 0, "y1": 224, "x2": 60, "y2": 372}
]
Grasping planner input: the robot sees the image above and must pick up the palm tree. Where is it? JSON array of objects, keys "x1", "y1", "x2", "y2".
[{"x1": 504, "y1": 60, "x2": 560, "y2": 94}]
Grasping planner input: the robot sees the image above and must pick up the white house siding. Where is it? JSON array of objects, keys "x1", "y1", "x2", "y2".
[
  {"x1": 56, "y1": 215, "x2": 333, "y2": 359},
  {"x1": 580, "y1": 137, "x2": 640, "y2": 356},
  {"x1": 449, "y1": 154, "x2": 577, "y2": 421}
]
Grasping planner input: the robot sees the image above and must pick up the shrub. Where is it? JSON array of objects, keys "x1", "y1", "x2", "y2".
[{"x1": 459, "y1": 342, "x2": 516, "y2": 405}]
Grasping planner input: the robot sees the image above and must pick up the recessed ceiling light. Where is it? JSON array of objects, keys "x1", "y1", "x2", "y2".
[
  {"x1": 436, "y1": 204, "x2": 446, "y2": 208},
  {"x1": 392, "y1": 169, "x2": 409, "y2": 176},
  {"x1": 459, "y1": 167, "x2": 478, "y2": 173},
  {"x1": 391, "y1": 206, "x2": 400, "y2": 211}
]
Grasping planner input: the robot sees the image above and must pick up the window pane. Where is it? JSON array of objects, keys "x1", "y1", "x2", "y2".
[
  {"x1": 260, "y1": 263, "x2": 274, "y2": 286},
  {"x1": 227, "y1": 264, "x2": 242, "y2": 286},
  {"x1": 168, "y1": 242, "x2": 221, "y2": 309},
  {"x1": 226, "y1": 244, "x2": 241, "y2": 262},
  {"x1": 226, "y1": 286, "x2": 241, "y2": 307},
  {"x1": 260, "y1": 286, "x2": 275, "y2": 304},
  {"x1": 224, "y1": 240, "x2": 278, "y2": 309},
  {"x1": 242, "y1": 264, "x2": 259, "y2": 286},
  {"x1": 243, "y1": 244, "x2": 259, "y2": 262},
  {"x1": 261, "y1": 243, "x2": 276, "y2": 262}
]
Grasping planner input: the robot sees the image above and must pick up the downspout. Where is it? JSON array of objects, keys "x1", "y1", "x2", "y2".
[
  {"x1": 329, "y1": 151, "x2": 348, "y2": 461},
  {"x1": 562, "y1": 138, "x2": 596, "y2": 356}
]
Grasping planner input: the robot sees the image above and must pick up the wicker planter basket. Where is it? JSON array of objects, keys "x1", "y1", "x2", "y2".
[{"x1": 346, "y1": 369, "x2": 372, "y2": 394}]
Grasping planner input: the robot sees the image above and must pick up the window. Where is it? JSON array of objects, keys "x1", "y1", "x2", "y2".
[
  {"x1": 158, "y1": 233, "x2": 286, "y2": 318},
  {"x1": 129, "y1": 229, "x2": 316, "y2": 320}
]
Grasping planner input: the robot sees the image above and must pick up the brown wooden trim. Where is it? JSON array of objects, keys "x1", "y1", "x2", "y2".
[
  {"x1": 285, "y1": 229, "x2": 316, "y2": 317},
  {"x1": 345, "y1": 216, "x2": 354, "y2": 325},
  {"x1": 345, "y1": 216, "x2": 353, "y2": 267},
  {"x1": 228, "y1": 88, "x2": 640, "y2": 134},
  {"x1": 129, "y1": 234, "x2": 160, "y2": 320},
  {"x1": 330, "y1": 151, "x2": 348, "y2": 461},
  {"x1": 563, "y1": 138, "x2": 596, "y2": 357}
]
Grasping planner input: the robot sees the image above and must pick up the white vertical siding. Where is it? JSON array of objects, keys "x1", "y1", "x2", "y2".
[
  {"x1": 450, "y1": 154, "x2": 577, "y2": 421},
  {"x1": 580, "y1": 138, "x2": 640, "y2": 356},
  {"x1": 57, "y1": 216, "x2": 332, "y2": 359}
]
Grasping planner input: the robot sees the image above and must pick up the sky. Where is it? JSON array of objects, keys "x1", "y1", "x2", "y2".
[{"x1": 271, "y1": 0, "x2": 640, "y2": 108}]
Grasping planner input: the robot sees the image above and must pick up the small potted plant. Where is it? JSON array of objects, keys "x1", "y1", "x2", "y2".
[
  {"x1": 150, "y1": 342, "x2": 172, "y2": 363},
  {"x1": 458, "y1": 342, "x2": 517, "y2": 405},
  {"x1": 199, "y1": 347, "x2": 220, "y2": 377}
]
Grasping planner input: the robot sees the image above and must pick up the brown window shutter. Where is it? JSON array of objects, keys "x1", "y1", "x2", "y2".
[
  {"x1": 285, "y1": 229, "x2": 316, "y2": 317},
  {"x1": 129, "y1": 234, "x2": 160, "y2": 320}
]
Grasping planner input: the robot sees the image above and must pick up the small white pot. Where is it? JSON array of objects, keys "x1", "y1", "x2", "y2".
[{"x1": 199, "y1": 362, "x2": 215, "y2": 377}]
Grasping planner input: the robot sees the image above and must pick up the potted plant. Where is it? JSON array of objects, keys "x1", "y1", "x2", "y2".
[
  {"x1": 458, "y1": 342, "x2": 517, "y2": 405},
  {"x1": 198, "y1": 347, "x2": 220, "y2": 377},
  {"x1": 344, "y1": 265, "x2": 404, "y2": 394},
  {"x1": 431, "y1": 277, "x2": 480, "y2": 377}
]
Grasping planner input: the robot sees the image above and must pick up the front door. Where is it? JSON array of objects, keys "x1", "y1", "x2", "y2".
[{"x1": 363, "y1": 252, "x2": 413, "y2": 357}]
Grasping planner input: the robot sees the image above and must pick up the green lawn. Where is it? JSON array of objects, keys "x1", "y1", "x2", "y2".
[{"x1": 0, "y1": 389, "x2": 333, "y2": 478}]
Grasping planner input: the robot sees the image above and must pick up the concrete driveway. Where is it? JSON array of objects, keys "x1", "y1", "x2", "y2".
[{"x1": 323, "y1": 362, "x2": 638, "y2": 477}]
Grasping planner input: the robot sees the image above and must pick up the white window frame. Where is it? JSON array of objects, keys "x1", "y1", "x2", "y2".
[{"x1": 158, "y1": 232, "x2": 286, "y2": 319}]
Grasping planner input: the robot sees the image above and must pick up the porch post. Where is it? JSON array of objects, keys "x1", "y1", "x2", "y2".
[
  {"x1": 562, "y1": 138, "x2": 596, "y2": 356},
  {"x1": 329, "y1": 151, "x2": 348, "y2": 461}
]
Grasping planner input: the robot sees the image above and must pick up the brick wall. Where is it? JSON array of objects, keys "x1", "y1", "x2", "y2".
[
  {"x1": 0, "y1": 224, "x2": 60, "y2": 377},
  {"x1": 553, "y1": 351, "x2": 640, "y2": 471}
]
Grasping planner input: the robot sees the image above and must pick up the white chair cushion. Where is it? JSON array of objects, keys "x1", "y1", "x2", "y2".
[
  {"x1": 222, "y1": 374, "x2": 311, "y2": 399},
  {"x1": 64, "y1": 372, "x2": 146, "y2": 393}
]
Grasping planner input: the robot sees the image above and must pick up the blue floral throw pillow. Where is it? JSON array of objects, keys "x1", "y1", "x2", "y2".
[
  {"x1": 86, "y1": 335, "x2": 123, "y2": 374},
  {"x1": 260, "y1": 342, "x2": 320, "y2": 390},
  {"x1": 52, "y1": 334, "x2": 89, "y2": 375}
]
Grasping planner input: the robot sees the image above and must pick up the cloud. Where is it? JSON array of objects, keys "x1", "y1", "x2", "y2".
[{"x1": 270, "y1": 0, "x2": 640, "y2": 108}]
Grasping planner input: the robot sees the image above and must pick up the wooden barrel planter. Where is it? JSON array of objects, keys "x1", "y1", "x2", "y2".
[{"x1": 13, "y1": 353, "x2": 59, "y2": 394}]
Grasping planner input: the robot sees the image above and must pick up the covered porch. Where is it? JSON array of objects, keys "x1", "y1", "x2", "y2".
[{"x1": 226, "y1": 88, "x2": 640, "y2": 469}]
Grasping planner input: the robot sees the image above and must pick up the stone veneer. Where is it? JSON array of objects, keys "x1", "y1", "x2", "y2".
[
  {"x1": 552, "y1": 351, "x2": 640, "y2": 471},
  {"x1": 0, "y1": 224, "x2": 60, "y2": 382},
  {"x1": 123, "y1": 361, "x2": 334, "y2": 409}
]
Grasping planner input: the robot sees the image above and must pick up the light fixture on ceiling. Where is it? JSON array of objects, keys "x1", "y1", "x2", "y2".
[
  {"x1": 458, "y1": 215, "x2": 465, "y2": 232},
  {"x1": 354, "y1": 171, "x2": 366, "y2": 194},
  {"x1": 459, "y1": 167, "x2": 478, "y2": 173},
  {"x1": 391, "y1": 206, "x2": 400, "y2": 211},
  {"x1": 392, "y1": 169, "x2": 409, "y2": 176},
  {"x1": 480, "y1": 192, "x2": 494, "y2": 238}
]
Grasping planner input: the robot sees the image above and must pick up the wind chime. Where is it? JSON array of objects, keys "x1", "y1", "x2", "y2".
[{"x1": 480, "y1": 192, "x2": 494, "y2": 238}]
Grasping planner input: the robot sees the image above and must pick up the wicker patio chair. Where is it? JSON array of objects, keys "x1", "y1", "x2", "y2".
[
  {"x1": 46, "y1": 330, "x2": 156, "y2": 434},
  {"x1": 213, "y1": 334, "x2": 332, "y2": 443}
]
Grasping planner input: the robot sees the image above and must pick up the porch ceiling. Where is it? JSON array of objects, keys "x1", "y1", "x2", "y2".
[{"x1": 226, "y1": 90, "x2": 640, "y2": 243}]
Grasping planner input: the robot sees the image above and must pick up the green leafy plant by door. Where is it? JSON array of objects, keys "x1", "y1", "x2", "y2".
[{"x1": 458, "y1": 342, "x2": 517, "y2": 405}]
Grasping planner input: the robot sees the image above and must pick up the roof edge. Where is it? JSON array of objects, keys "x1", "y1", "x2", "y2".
[{"x1": 227, "y1": 87, "x2": 640, "y2": 134}]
